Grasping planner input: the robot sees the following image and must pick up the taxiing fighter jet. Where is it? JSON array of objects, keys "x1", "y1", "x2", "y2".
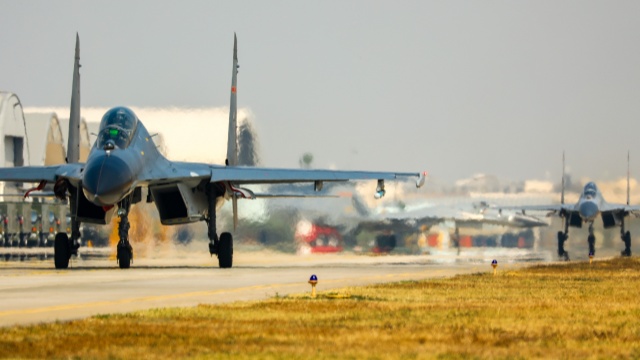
[
  {"x1": 502, "y1": 154, "x2": 640, "y2": 260},
  {"x1": 350, "y1": 195, "x2": 547, "y2": 233},
  {"x1": 0, "y1": 34, "x2": 425, "y2": 269}
]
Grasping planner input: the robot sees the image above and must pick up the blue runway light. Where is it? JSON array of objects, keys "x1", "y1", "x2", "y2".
[{"x1": 308, "y1": 274, "x2": 318, "y2": 298}]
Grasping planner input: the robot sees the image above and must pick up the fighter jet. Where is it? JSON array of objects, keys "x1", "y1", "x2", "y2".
[
  {"x1": 350, "y1": 195, "x2": 547, "y2": 233},
  {"x1": 502, "y1": 154, "x2": 640, "y2": 260},
  {"x1": 0, "y1": 34, "x2": 426, "y2": 269}
]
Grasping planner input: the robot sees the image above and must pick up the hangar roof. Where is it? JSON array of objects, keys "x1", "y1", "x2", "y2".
[{"x1": 24, "y1": 113, "x2": 65, "y2": 166}]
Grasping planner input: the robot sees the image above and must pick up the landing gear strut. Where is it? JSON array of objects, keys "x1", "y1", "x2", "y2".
[
  {"x1": 587, "y1": 222, "x2": 596, "y2": 257},
  {"x1": 621, "y1": 216, "x2": 632, "y2": 257},
  {"x1": 557, "y1": 216, "x2": 569, "y2": 261},
  {"x1": 207, "y1": 183, "x2": 233, "y2": 268},
  {"x1": 116, "y1": 197, "x2": 133, "y2": 269}
]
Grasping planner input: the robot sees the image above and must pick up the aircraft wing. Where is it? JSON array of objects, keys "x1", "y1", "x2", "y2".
[
  {"x1": 149, "y1": 163, "x2": 425, "y2": 188},
  {"x1": 149, "y1": 163, "x2": 422, "y2": 183},
  {"x1": 209, "y1": 166, "x2": 422, "y2": 185},
  {"x1": 600, "y1": 203, "x2": 640, "y2": 216},
  {"x1": 0, "y1": 164, "x2": 83, "y2": 183},
  {"x1": 498, "y1": 204, "x2": 571, "y2": 213}
]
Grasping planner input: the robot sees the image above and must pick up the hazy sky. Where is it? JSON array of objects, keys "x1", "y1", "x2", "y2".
[{"x1": 2, "y1": 1, "x2": 640, "y2": 183}]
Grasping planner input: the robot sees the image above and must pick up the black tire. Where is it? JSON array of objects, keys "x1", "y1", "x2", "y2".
[
  {"x1": 54, "y1": 233, "x2": 71, "y2": 269},
  {"x1": 622, "y1": 231, "x2": 632, "y2": 257},
  {"x1": 588, "y1": 235, "x2": 596, "y2": 256},
  {"x1": 117, "y1": 245, "x2": 132, "y2": 269},
  {"x1": 557, "y1": 231, "x2": 566, "y2": 257},
  {"x1": 218, "y1": 232, "x2": 233, "y2": 268}
]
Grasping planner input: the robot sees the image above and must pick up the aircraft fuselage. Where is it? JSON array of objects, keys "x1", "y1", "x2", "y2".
[
  {"x1": 81, "y1": 107, "x2": 156, "y2": 207},
  {"x1": 572, "y1": 182, "x2": 604, "y2": 223}
]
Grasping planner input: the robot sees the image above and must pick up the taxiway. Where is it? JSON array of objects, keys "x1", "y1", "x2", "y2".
[{"x1": 0, "y1": 249, "x2": 538, "y2": 327}]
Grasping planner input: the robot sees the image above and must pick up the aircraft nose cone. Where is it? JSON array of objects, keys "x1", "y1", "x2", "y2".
[
  {"x1": 82, "y1": 152, "x2": 134, "y2": 206},
  {"x1": 579, "y1": 201, "x2": 599, "y2": 221}
]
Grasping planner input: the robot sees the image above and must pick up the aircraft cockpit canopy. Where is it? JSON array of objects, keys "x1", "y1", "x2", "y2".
[
  {"x1": 97, "y1": 107, "x2": 138, "y2": 149},
  {"x1": 583, "y1": 182, "x2": 597, "y2": 198}
]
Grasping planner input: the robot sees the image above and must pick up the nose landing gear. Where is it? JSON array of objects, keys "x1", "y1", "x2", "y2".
[
  {"x1": 587, "y1": 223, "x2": 596, "y2": 257},
  {"x1": 116, "y1": 198, "x2": 133, "y2": 269}
]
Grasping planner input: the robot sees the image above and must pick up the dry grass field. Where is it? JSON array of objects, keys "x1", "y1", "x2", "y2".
[{"x1": 1, "y1": 257, "x2": 640, "y2": 359}]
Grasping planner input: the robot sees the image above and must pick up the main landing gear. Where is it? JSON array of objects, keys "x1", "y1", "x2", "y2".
[
  {"x1": 116, "y1": 197, "x2": 133, "y2": 269},
  {"x1": 54, "y1": 232, "x2": 72, "y2": 269},
  {"x1": 620, "y1": 217, "x2": 632, "y2": 257},
  {"x1": 207, "y1": 184, "x2": 233, "y2": 268},
  {"x1": 557, "y1": 217, "x2": 570, "y2": 261},
  {"x1": 54, "y1": 193, "x2": 81, "y2": 269}
]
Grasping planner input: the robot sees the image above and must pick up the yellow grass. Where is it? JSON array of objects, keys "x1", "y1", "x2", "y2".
[{"x1": 2, "y1": 258, "x2": 640, "y2": 359}]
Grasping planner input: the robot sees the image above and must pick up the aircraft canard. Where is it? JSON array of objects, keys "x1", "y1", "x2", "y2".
[{"x1": 0, "y1": 34, "x2": 426, "y2": 269}]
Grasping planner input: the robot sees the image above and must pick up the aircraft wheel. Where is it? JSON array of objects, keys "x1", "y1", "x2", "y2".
[
  {"x1": 117, "y1": 244, "x2": 132, "y2": 269},
  {"x1": 588, "y1": 235, "x2": 596, "y2": 256},
  {"x1": 218, "y1": 232, "x2": 233, "y2": 268},
  {"x1": 622, "y1": 231, "x2": 632, "y2": 257},
  {"x1": 557, "y1": 231, "x2": 569, "y2": 260},
  {"x1": 54, "y1": 233, "x2": 71, "y2": 269}
]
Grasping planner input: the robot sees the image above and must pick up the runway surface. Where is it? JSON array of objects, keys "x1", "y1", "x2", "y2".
[{"x1": 0, "y1": 247, "x2": 544, "y2": 327}]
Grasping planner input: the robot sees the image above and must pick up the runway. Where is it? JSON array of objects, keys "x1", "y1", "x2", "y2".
[{"x1": 0, "y1": 248, "x2": 542, "y2": 327}]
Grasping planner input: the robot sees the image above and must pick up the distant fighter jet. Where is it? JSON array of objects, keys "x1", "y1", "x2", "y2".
[
  {"x1": 502, "y1": 154, "x2": 640, "y2": 260},
  {"x1": 0, "y1": 34, "x2": 425, "y2": 269},
  {"x1": 351, "y1": 195, "x2": 548, "y2": 232}
]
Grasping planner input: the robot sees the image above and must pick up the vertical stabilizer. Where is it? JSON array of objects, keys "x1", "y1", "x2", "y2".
[
  {"x1": 226, "y1": 33, "x2": 239, "y2": 167},
  {"x1": 67, "y1": 33, "x2": 81, "y2": 164},
  {"x1": 560, "y1": 151, "x2": 565, "y2": 205},
  {"x1": 226, "y1": 34, "x2": 240, "y2": 230},
  {"x1": 627, "y1": 151, "x2": 631, "y2": 205}
]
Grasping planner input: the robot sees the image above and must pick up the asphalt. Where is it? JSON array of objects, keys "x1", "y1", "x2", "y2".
[{"x1": 0, "y1": 247, "x2": 544, "y2": 327}]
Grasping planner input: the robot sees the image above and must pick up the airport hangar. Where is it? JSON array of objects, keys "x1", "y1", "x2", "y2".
[{"x1": 0, "y1": 91, "x2": 91, "y2": 247}]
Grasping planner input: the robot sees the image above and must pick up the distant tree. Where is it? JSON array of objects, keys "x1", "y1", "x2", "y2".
[
  {"x1": 238, "y1": 120, "x2": 261, "y2": 166},
  {"x1": 299, "y1": 152, "x2": 314, "y2": 169},
  {"x1": 554, "y1": 173, "x2": 582, "y2": 193}
]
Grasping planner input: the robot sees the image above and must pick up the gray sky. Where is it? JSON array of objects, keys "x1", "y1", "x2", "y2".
[{"x1": 2, "y1": 1, "x2": 640, "y2": 183}]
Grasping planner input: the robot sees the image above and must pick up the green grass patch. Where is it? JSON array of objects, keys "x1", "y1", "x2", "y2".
[{"x1": 2, "y1": 258, "x2": 640, "y2": 359}]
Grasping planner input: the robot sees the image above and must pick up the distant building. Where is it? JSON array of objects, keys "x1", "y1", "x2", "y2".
[
  {"x1": 455, "y1": 174, "x2": 502, "y2": 193},
  {"x1": 524, "y1": 180, "x2": 554, "y2": 193},
  {"x1": 58, "y1": 117, "x2": 91, "y2": 162},
  {"x1": 0, "y1": 92, "x2": 30, "y2": 197},
  {"x1": 23, "y1": 113, "x2": 66, "y2": 166}
]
